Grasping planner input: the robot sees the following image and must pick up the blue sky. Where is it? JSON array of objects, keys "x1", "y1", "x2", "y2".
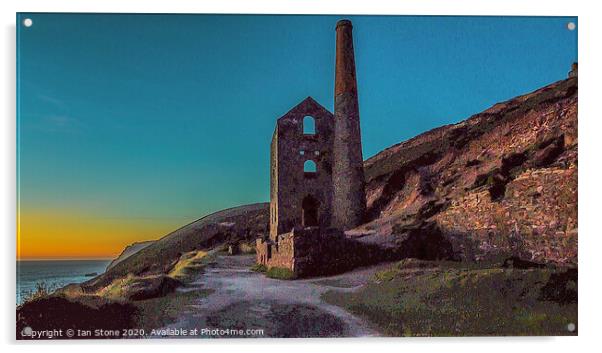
[{"x1": 16, "y1": 14, "x2": 577, "y2": 256}]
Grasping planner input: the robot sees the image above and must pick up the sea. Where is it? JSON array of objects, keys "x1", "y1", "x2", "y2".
[{"x1": 17, "y1": 260, "x2": 111, "y2": 305}]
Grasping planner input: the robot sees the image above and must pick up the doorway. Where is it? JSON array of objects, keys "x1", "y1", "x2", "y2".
[{"x1": 302, "y1": 195, "x2": 319, "y2": 227}]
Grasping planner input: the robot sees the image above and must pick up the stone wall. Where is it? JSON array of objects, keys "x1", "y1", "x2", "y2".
[
  {"x1": 269, "y1": 127, "x2": 279, "y2": 239},
  {"x1": 257, "y1": 233, "x2": 295, "y2": 270},
  {"x1": 257, "y1": 228, "x2": 395, "y2": 278},
  {"x1": 436, "y1": 166, "x2": 577, "y2": 265},
  {"x1": 270, "y1": 97, "x2": 335, "y2": 238}
]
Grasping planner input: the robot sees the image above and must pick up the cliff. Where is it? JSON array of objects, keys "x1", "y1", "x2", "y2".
[
  {"x1": 359, "y1": 76, "x2": 577, "y2": 265},
  {"x1": 106, "y1": 240, "x2": 155, "y2": 271}
]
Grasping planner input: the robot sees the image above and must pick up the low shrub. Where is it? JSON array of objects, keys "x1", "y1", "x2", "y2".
[
  {"x1": 266, "y1": 267, "x2": 296, "y2": 280},
  {"x1": 20, "y1": 281, "x2": 62, "y2": 305},
  {"x1": 239, "y1": 242, "x2": 256, "y2": 254},
  {"x1": 250, "y1": 263, "x2": 267, "y2": 273}
]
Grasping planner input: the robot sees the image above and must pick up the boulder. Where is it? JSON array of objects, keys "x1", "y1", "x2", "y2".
[
  {"x1": 532, "y1": 136, "x2": 565, "y2": 167},
  {"x1": 394, "y1": 222, "x2": 457, "y2": 261},
  {"x1": 502, "y1": 256, "x2": 546, "y2": 269},
  {"x1": 124, "y1": 275, "x2": 180, "y2": 301}
]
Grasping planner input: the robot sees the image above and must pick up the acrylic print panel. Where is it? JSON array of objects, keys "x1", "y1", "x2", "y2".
[{"x1": 16, "y1": 13, "x2": 578, "y2": 339}]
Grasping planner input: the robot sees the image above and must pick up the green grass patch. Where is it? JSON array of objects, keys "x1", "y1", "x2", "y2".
[
  {"x1": 133, "y1": 289, "x2": 214, "y2": 330},
  {"x1": 374, "y1": 269, "x2": 397, "y2": 282},
  {"x1": 266, "y1": 267, "x2": 296, "y2": 280},
  {"x1": 168, "y1": 250, "x2": 210, "y2": 282},
  {"x1": 240, "y1": 242, "x2": 256, "y2": 254},
  {"x1": 250, "y1": 263, "x2": 267, "y2": 273},
  {"x1": 322, "y1": 260, "x2": 577, "y2": 336},
  {"x1": 312, "y1": 278, "x2": 359, "y2": 289},
  {"x1": 96, "y1": 274, "x2": 138, "y2": 300}
]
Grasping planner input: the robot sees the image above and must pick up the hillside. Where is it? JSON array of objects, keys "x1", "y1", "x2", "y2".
[
  {"x1": 359, "y1": 76, "x2": 577, "y2": 266},
  {"x1": 106, "y1": 240, "x2": 155, "y2": 271},
  {"x1": 323, "y1": 258, "x2": 577, "y2": 336},
  {"x1": 82, "y1": 202, "x2": 269, "y2": 291}
]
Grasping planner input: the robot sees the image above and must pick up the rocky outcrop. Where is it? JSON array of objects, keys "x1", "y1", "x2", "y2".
[
  {"x1": 360, "y1": 77, "x2": 577, "y2": 266},
  {"x1": 122, "y1": 275, "x2": 180, "y2": 301}
]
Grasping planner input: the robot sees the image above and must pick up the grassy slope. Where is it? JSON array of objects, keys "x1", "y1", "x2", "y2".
[
  {"x1": 322, "y1": 260, "x2": 577, "y2": 336},
  {"x1": 168, "y1": 250, "x2": 209, "y2": 281},
  {"x1": 19, "y1": 250, "x2": 218, "y2": 335},
  {"x1": 107, "y1": 240, "x2": 155, "y2": 271},
  {"x1": 83, "y1": 203, "x2": 268, "y2": 291},
  {"x1": 90, "y1": 249, "x2": 215, "y2": 302},
  {"x1": 134, "y1": 289, "x2": 214, "y2": 331}
]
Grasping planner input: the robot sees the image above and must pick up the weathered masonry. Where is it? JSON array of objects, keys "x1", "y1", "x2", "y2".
[
  {"x1": 268, "y1": 97, "x2": 335, "y2": 240},
  {"x1": 257, "y1": 19, "x2": 367, "y2": 277},
  {"x1": 332, "y1": 19, "x2": 367, "y2": 230}
]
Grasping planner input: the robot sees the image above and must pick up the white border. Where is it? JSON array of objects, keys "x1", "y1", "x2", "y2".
[{"x1": 2, "y1": 1, "x2": 600, "y2": 352}]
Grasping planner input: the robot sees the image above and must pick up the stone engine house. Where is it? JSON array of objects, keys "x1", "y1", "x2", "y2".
[
  {"x1": 269, "y1": 97, "x2": 335, "y2": 239},
  {"x1": 257, "y1": 19, "x2": 367, "y2": 277}
]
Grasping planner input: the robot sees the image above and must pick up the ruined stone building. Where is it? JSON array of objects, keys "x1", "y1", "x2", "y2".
[{"x1": 257, "y1": 20, "x2": 367, "y2": 277}]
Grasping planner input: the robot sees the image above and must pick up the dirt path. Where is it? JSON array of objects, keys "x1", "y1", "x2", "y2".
[{"x1": 162, "y1": 254, "x2": 388, "y2": 338}]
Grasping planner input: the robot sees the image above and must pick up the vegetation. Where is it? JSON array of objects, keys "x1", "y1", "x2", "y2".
[
  {"x1": 133, "y1": 289, "x2": 214, "y2": 330},
  {"x1": 18, "y1": 251, "x2": 214, "y2": 338},
  {"x1": 217, "y1": 241, "x2": 256, "y2": 255},
  {"x1": 168, "y1": 250, "x2": 209, "y2": 282},
  {"x1": 322, "y1": 259, "x2": 577, "y2": 336},
  {"x1": 239, "y1": 241, "x2": 256, "y2": 254},
  {"x1": 250, "y1": 263, "x2": 267, "y2": 273},
  {"x1": 266, "y1": 267, "x2": 296, "y2": 280},
  {"x1": 96, "y1": 274, "x2": 138, "y2": 300},
  {"x1": 19, "y1": 281, "x2": 63, "y2": 305},
  {"x1": 17, "y1": 295, "x2": 138, "y2": 339}
]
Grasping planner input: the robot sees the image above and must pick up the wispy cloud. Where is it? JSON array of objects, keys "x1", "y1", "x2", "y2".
[
  {"x1": 37, "y1": 94, "x2": 66, "y2": 109},
  {"x1": 40, "y1": 114, "x2": 84, "y2": 133},
  {"x1": 43, "y1": 115, "x2": 71, "y2": 127},
  {"x1": 22, "y1": 114, "x2": 85, "y2": 134},
  {"x1": 25, "y1": 94, "x2": 85, "y2": 133}
]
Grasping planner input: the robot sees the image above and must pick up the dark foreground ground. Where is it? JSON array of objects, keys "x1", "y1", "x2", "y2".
[
  {"x1": 145, "y1": 254, "x2": 577, "y2": 338},
  {"x1": 323, "y1": 258, "x2": 577, "y2": 336},
  {"x1": 158, "y1": 254, "x2": 382, "y2": 338},
  {"x1": 17, "y1": 254, "x2": 577, "y2": 339}
]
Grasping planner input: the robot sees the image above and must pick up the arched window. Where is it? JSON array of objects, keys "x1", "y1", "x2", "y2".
[
  {"x1": 304, "y1": 160, "x2": 317, "y2": 173},
  {"x1": 303, "y1": 116, "x2": 315, "y2": 135}
]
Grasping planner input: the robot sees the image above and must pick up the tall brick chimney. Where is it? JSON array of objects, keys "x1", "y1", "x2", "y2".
[{"x1": 332, "y1": 19, "x2": 367, "y2": 230}]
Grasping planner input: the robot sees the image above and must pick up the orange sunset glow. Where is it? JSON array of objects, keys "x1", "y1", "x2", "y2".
[{"x1": 17, "y1": 209, "x2": 181, "y2": 260}]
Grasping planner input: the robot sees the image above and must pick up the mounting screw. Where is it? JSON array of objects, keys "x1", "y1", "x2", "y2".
[{"x1": 567, "y1": 22, "x2": 576, "y2": 31}]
